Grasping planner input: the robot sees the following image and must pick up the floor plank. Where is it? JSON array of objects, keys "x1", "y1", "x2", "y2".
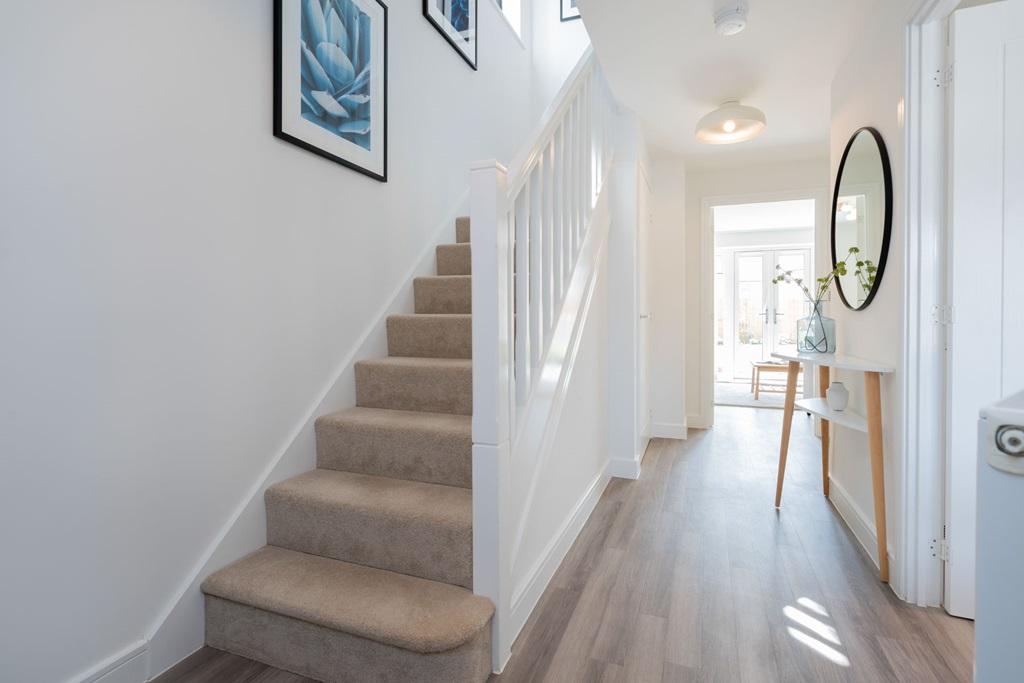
[{"x1": 161, "y1": 407, "x2": 973, "y2": 683}]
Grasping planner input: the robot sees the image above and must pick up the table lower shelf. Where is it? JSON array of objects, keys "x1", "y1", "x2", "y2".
[{"x1": 794, "y1": 398, "x2": 868, "y2": 433}]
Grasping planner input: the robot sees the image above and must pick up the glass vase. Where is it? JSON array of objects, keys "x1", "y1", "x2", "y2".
[{"x1": 797, "y1": 302, "x2": 836, "y2": 354}]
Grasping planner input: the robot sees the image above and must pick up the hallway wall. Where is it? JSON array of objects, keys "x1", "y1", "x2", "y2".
[
  {"x1": 824, "y1": 0, "x2": 918, "y2": 595},
  {"x1": 0, "y1": 3, "x2": 588, "y2": 682},
  {"x1": 684, "y1": 157, "x2": 830, "y2": 428},
  {"x1": 649, "y1": 159, "x2": 688, "y2": 439}
]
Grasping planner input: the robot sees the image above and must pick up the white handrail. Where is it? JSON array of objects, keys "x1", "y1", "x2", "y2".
[{"x1": 469, "y1": 48, "x2": 616, "y2": 670}]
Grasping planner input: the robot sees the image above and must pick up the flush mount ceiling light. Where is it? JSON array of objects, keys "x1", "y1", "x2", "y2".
[
  {"x1": 714, "y1": 2, "x2": 749, "y2": 36},
  {"x1": 695, "y1": 100, "x2": 767, "y2": 144}
]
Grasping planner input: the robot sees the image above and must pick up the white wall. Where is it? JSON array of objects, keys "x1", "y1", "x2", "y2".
[
  {"x1": 607, "y1": 113, "x2": 653, "y2": 475},
  {"x1": 824, "y1": 0, "x2": 917, "y2": 591},
  {"x1": 0, "y1": 3, "x2": 588, "y2": 682},
  {"x1": 684, "y1": 157, "x2": 830, "y2": 427},
  {"x1": 530, "y1": 0, "x2": 591, "y2": 106},
  {"x1": 649, "y1": 160, "x2": 688, "y2": 439}
]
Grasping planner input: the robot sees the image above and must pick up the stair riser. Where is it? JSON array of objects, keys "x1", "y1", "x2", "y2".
[
  {"x1": 316, "y1": 416, "x2": 471, "y2": 489},
  {"x1": 455, "y1": 216, "x2": 470, "y2": 244},
  {"x1": 266, "y1": 490, "x2": 472, "y2": 588},
  {"x1": 206, "y1": 597, "x2": 492, "y2": 683},
  {"x1": 387, "y1": 315, "x2": 471, "y2": 359},
  {"x1": 356, "y1": 362, "x2": 472, "y2": 415},
  {"x1": 414, "y1": 277, "x2": 471, "y2": 314},
  {"x1": 436, "y1": 244, "x2": 471, "y2": 276}
]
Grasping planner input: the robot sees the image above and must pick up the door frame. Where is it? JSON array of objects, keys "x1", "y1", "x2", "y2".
[
  {"x1": 900, "y1": 0, "x2": 962, "y2": 608},
  {"x1": 698, "y1": 189, "x2": 827, "y2": 428}
]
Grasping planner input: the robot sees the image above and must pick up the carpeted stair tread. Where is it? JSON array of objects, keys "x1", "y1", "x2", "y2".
[
  {"x1": 455, "y1": 216, "x2": 470, "y2": 244},
  {"x1": 266, "y1": 469, "x2": 472, "y2": 587},
  {"x1": 201, "y1": 546, "x2": 493, "y2": 654},
  {"x1": 414, "y1": 275, "x2": 471, "y2": 314},
  {"x1": 436, "y1": 243, "x2": 471, "y2": 276},
  {"x1": 356, "y1": 357, "x2": 472, "y2": 415},
  {"x1": 387, "y1": 314, "x2": 471, "y2": 359},
  {"x1": 316, "y1": 407, "x2": 471, "y2": 488}
]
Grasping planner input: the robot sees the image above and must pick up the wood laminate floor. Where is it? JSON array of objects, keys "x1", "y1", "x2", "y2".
[{"x1": 159, "y1": 407, "x2": 973, "y2": 683}]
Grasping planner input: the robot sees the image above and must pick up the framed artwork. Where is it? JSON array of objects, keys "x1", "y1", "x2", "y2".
[
  {"x1": 274, "y1": 0, "x2": 388, "y2": 182},
  {"x1": 561, "y1": 0, "x2": 580, "y2": 22},
  {"x1": 424, "y1": 0, "x2": 478, "y2": 70}
]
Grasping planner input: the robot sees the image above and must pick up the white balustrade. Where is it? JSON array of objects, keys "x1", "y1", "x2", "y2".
[{"x1": 469, "y1": 47, "x2": 616, "y2": 670}]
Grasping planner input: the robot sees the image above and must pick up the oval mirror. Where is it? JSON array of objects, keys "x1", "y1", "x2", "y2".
[{"x1": 831, "y1": 127, "x2": 893, "y2": 310}]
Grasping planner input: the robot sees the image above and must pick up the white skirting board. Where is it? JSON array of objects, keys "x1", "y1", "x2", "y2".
[
  {"x1": 74, "y1": 641, "x2": 148, "y2": 683},
  {"x1": 828, "y1": 475, "x2": 897, "y2": 589},
  {"x1": 606, "y1": 457, "x2": 642, "y2": 480},
  {"x1": 650, "y1": 421, "x2": 687, "y2": 440}
]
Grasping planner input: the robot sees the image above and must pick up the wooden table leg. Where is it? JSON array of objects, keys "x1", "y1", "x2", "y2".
[
  {"x1": 774, "y1": 361, "x2": 802, "y2": 508},
  {"x1": 864, "y1": 370, "x2": 889, "y2": 583},
  {"x1": 819, "y1": 365, "x2": 831, "y2": 498},
  {"x1": 754, "y1": 367, "x2": 761, "y2": 400}
]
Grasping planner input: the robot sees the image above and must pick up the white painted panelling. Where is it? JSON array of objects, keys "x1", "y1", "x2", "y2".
[{"x1": 945, "y1": 0, "x2": 1024, "y2": 620}]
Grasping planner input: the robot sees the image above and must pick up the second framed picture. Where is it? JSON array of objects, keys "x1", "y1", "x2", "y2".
[
  {"x1": 424, "y1": 0, "x2": 478, "y2": 70},
  {"x1": 561, "y1": 0, "x2": 580, "y2": 22}
]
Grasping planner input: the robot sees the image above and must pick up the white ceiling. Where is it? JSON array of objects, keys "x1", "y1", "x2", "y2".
[
  {"x1": 714, "y1": 199, "x2": 816, "y2": 231},
  {"x1": 579, "y1": 0, "x2": 881, "y2": 167}
]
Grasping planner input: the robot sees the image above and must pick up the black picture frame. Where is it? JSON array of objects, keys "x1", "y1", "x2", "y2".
[
  {"x1": 423, "y1": 0, "x2": 479, "y2": 70},
  {"x1": 830, "y1": 126, "x2": 893, "y2": 310},
  {"x1": 561, "y1": 0, "x2": 581, "y2": 22},
  {"x1": 274, "y1": 0, "x2": 389, "y2": 182}
]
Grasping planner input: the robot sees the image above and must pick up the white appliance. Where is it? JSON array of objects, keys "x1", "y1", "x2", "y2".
[{"x1": 976, "y1": 390, "x2": 1024, "y2": 682}]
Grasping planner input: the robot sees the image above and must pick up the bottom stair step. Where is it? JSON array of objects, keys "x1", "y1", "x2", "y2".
[{"x1": 202, "y1": 547, "x2": 493, "y2": 683}]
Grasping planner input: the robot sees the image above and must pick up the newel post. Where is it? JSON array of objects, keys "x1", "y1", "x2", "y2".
[{"x1": 469, "y1": 160, "x2": 513, "y2": 671}]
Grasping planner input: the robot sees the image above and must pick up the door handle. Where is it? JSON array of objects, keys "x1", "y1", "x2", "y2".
[{"x1": 774, "y1": 310, "x2": 784, "y2": 324}]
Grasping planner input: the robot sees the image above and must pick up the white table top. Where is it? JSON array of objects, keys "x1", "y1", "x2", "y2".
[{"x1": 770, "y1": 351, "x2": 895, "y2": 374}]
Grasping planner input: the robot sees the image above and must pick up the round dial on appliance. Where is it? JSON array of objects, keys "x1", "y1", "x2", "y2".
[{"x1": 996, "y1": 425, "x2": 1024, "y2": 456}]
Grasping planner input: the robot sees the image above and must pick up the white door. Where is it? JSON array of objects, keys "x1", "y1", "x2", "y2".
[
  {"x1": 770, "y1": 249, "x2": 812, "y2": 359},
  {"x1": 945, "y1": 0, "x2": 1024, "y2": 619},
  {"x1": 732, "y1": 250, "x2": 768, "y2": 377},
  {"x1": 726, "y1": 248, "x2": 811, "y2": 382}
]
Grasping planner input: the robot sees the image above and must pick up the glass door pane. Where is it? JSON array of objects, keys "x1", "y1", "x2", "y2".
[
  {"x1": 713, "y1": 253, "x2": 733, "y2": 381},
  {"x1": 771, "y1": 249, "x2": 811, "y2": 358},
  {"x1": 734, "y1": 252, "x2": 766, "y2": 381}
]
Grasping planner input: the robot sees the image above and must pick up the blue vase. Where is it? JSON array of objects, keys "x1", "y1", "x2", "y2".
[{"x1": 797, "y1": 302, "x2": 836, "y2": 354}]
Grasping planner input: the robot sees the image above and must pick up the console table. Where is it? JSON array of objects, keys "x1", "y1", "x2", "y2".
[{"x1": 771, "y1": 351, "x2": 895, "y2": 582}]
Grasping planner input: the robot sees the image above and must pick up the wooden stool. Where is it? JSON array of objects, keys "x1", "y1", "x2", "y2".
[{"x1": 751, "y1": 361, "x2": 789, "y2": 400}]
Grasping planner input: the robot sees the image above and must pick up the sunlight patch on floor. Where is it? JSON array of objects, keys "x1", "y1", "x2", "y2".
[{"x1": 785, "y1": 598, "x2": 850, "y2": 667}]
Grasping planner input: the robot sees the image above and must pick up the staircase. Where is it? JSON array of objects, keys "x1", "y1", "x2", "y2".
[{"x1": 201, "y1": 217, "x2": 493, "y2": 682}]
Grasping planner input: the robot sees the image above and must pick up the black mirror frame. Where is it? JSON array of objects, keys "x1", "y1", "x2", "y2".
[{"x1": 830, "y1": 126, "x2": 893, "y2": 311}]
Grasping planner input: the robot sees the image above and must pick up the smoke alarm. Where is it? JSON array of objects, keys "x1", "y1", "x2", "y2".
[{"x1": 715, "y1": 2, "x2": 749, "y2": 36}]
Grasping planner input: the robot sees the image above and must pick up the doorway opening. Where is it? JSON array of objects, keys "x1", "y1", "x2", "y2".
[{"x1": 712, "y1": 198, "x2": 815, "y2": 409}]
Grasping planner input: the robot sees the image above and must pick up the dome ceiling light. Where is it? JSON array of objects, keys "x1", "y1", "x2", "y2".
[
  {"x1": 714, "y1": 2, "x2": 749, "y2": 37},
  {"x1": 695, "y1": 100, "x2": 767, "y2": 145}
]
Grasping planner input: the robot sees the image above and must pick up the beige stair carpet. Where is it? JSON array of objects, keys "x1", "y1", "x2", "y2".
[{"x1": 202, "y1": 219, "x2": 491, "y2": 683}]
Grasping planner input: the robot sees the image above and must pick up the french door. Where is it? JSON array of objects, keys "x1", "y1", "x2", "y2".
[{"x1": 717, "y1": 248, "x2": 811, "y2": 382}]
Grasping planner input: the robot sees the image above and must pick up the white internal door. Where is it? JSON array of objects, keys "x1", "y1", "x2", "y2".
[{"x1": 945, "y1": 0, "x2": 1024, "y2": 619}]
